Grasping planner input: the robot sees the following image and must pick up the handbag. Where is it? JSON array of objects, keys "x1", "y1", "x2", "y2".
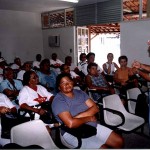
[{"x1": 61, "y1": 124, "x2": 97, "y2": 139}]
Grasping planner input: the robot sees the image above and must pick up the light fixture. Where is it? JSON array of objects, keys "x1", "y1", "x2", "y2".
[{"x1": 59, "y1": 0, "x2": 78, "y2": 3}]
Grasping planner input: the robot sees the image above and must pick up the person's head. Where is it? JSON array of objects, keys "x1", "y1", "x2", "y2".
[
  {"x1": 0, "y1": 57, "x2": 6, "y2": 68},
  {"x1": 86, "y1": 52, "x2": 95, "y2": 63},
  {"x1": 60, "y1": 64, "x2": 70, "y2": 74},
  {"x1": 36, "y1": 54, "x2": 42, "y2": 62},
  {"x1": 51, "y1": 53, "x2": 57, "y2": 61},
  {"x1": 79, "y1": 53, "x2": 86, "y2": 62},
  {"x1": 87, "y1": 62, "x2": 98, "y2": 75},
  {"x1": 14, "y1": 57, "x2": 21, "y2": 66},
  {"x1": 107, "y1": 53, "x2": 114, "y2": 62},
  {"x1": 56, "y1": 73, "x2": 74, "y2": 93},
  {"x1": 40, "y1": 59, "x2": 50, "y2": 72},
  {"x1": 3, "y1": 67, "x2": 14, "y2": 80},
  {"x1": 22, "y1": 62, "x2": 31, "y2": 71},
  {"x1": 65, "y1": 56, "x2": 72, "y2": 66},
  {"x1": 118, "y1": 55, "x2": 128, "y2": 67},
  {"x1": 23, "y1": 70, "x2": 39, "y2": 86}
]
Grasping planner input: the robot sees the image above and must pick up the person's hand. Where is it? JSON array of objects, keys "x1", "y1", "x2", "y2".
[
  {"x1": 121, "y1": 81, "x2": 127, "y2": 86},
  {"x1": 89, "y1": 115, "x2": 97, "y2": 122},
  {"x1": 102, "y1": 87, "x2": 109, "y2": 91},
  {"x1": 37, "y1": 108, "x2": 47, "y2": 115},
  {"x1": 132, "y1": 60, "x2": 141, "y2": 69},
  {"x1": 131, "y1": 67, "x2": 139, "y2": 74},
  {"x1": 0, "y1": 106, "x2": 11, "y2": 114}
]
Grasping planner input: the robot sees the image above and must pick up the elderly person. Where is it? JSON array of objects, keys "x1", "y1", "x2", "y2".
[
  {"x1": 85, "y1": 63, "x2": 115, "y2": 102},
  {"x1": 113, "y1": 55, "x2": 138, "y2": 97},
  {"x1": 0, "y1": 93, "x2": 17, "y2": 115},
  {"x1": 32, "y1": 54, "x2": 42, "y2": 71},
  {"x1": 17, "y1": 62, "x2": 32, "y2": 81},
  {"x1": 82, "y1": 52, "x2": 103, "y2": 76},
  {"x1": 50, "y1": 53, "x2": 64, "y2": 74},
  {"x1": 18, "y1": 70, "x2": 54, "y2": 120},
  {"x1": 52, "y1": 73, "x2": 124, "y2": 149},
  {"x1": 0, "y1": 67, "x2": 23, "y2": 105},
  {"x1": 37, "y1": 59, "x2": 58, "y2": 95}
]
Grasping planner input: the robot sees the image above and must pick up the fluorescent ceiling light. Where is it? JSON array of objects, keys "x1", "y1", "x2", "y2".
[{"x1": 59, "y1": 0, "x2": 78, "y2": 3}]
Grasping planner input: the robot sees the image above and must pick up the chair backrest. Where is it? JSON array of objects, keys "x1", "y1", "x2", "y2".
[
  {"x1": 102, "y1": 94, "x2": 127, "y2": 126},
  {"x1": 10, "y1": 120, "x2": 58, "y2": 149},
  {"x1": 102, "y1": 94, "x2": 145, "y2": 132},
  {"x1": 126, "y1": 88, "x2": 141, "y2": 114}
]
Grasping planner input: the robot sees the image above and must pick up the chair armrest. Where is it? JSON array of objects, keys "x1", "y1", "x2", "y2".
[
  {"x1": 59, "y1": 125, "x2": 82, "y2": 149},
  {"x1": 126, "y1": 98, "x2": 137, "y2": 102},
  {"x1": 103, "y1": 108, "x2": 125, "y2": 127}
]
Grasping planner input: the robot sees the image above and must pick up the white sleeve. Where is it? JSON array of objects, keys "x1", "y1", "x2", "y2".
[
  {"x1": 18, "y1": 87, "x2": 30, "y2": 106},
  {"x1": 38, "y1": 85, "x2": 53, "y2": 101},
  {"x1": 0, "y1": 94, "x2": 15, "y2": 109}
]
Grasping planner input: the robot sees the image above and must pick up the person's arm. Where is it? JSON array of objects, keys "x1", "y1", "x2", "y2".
[
  {"x1": 103, "y1": 63, "x2": 111, "y2": 74},
  {"x1": 138, "y1": 70, "x2": 150, "y2": 81},
  {"x1": 74, "y1": 98, "x2": 99, "y2": 118},
  {"x1": 20, "y1": 103, "x2": 46, "y2": 116},
  {"x1": 3, "y1": 89, "x2": 19, "y2": 100},
  {"x1": 114, "y1": 62, "x2": 119, "y2": 70},
  {"x1": 0, "y1": 106, "x2": 10, "y2": 114},
  {"x1": 85, "y1": 75, "x2": 109, "y2": 91},
  {"x1": 132, "y1": 61, "x2": 150, "y2": 72}
]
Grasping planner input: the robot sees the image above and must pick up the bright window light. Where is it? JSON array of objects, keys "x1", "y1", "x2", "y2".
[{"x1": 59, "y1": 0, "x2": 78, "y2": 3}]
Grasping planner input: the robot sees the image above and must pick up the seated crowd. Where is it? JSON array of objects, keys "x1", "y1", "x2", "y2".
[{"x1": 0, "y1": 52, "x2": 147, "y2": 149}]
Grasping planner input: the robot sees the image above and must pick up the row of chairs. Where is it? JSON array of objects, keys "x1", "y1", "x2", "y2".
[
  {"x1": 1, "y1": 87, "x2": 147, "y2": 149},
  {"x1": 88, "y1": 87, "x2": 146, "y2": 133}
]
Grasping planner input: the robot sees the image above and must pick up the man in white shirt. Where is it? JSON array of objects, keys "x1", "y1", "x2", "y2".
[
  {"x1": 50, "y1": 53, "x2": 64, "y2": 74},
  {"x1": 32, "y1": 54, "x2": 42, "y2": 70}
]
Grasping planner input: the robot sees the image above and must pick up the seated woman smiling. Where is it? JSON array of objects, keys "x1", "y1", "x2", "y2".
[
  {"x1": 18, "y1": 70, "x2": 54, "y2": 122},
  {"x1": 52, "y1": 73, "x2": 124, "y2": 149}
]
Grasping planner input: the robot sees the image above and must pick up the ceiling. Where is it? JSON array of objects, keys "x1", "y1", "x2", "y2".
[{"x1": 0, "y1": 0, "x2": 108, "y2": 13}]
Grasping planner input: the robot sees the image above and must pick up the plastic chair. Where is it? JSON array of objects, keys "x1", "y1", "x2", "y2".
[
  {"x1": 102, "y1": 94, "x2": 145, "y2": 132},
  {"x1": 126, "y1": 87, "x2": 142, "y2": 114},
  {"x1": 10, "y1": 120, "x2": 58, "y2": 149}
]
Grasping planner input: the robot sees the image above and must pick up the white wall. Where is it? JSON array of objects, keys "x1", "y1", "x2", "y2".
[
  {"x1": 0, "y1": 10, "x2": 43, "y2": 64},
  {"x1": 120, "y1": 19, "x2": 150, "y2": 67},
  {"x1": 42, "y1": 27, "x2": 77, "y2": 65}
]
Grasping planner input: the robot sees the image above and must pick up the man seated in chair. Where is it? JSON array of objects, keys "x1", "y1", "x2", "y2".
[
  {"x1": 0, "y1": 93, "x2": 17, "y2": 115},
  {"x1": 0, "y1": 67, "x2": 23, "y2": 106},
  {"x1": 85, "y1": 63, "x2": 115, "y2": 102},
  {"x1": 113, "y1": 55, "x2": 138, "y2": 98}
]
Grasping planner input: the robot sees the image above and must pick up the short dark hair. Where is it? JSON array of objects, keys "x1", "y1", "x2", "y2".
[
  {"x1": 87, "y1": 62, "x2": 98, "y2": 73},
  {"x1": 60, "y1": 64, "x2": 66, "y2": 72},
  {"x1": 23, "y1": 70, "x2": 35, "y2": 86},
  {"x1": 56, "y1": 73, "x2": 73, "y2": 89},
  {"x1": 118, "y1": 55, "x2": 128, "y2": 63},
  {"x1": 79, "y1": 53, "x2": 86, "y2": 61},
  {"x1": 40, "y1": 58, "x2": 50, "y2": 68},
  {"x1": 86, "y1": 52, "x2": 95, "y2": 60}
]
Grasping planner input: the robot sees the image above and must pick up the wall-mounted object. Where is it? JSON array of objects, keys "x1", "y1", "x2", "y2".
[{"x1": 48, "y1": 36, "x2": 60, "y2": 47}]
